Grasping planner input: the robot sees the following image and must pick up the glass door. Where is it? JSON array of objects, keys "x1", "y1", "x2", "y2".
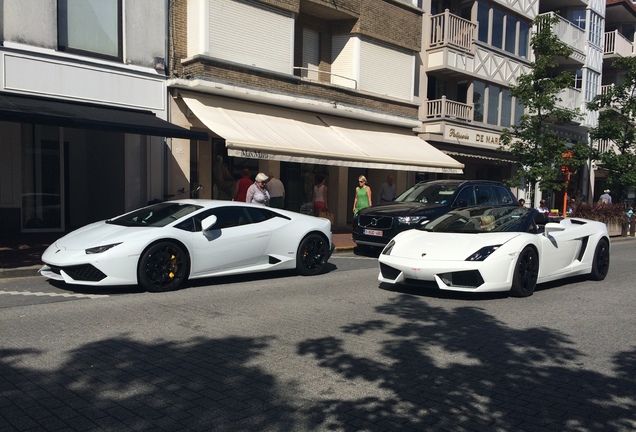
[{"x1": 22, "y1": 126, "x2": 64, "y2": 232}]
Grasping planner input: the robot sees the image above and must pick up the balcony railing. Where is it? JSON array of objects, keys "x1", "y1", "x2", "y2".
[
  {"x1": 425, "y1": 97, "x2": 473, "y2": 121},
  {"x1": 601, "y1": 84, "x2": 614, "y2": 95},
  {"x1": 554, "y1": 87, "x2": 582, "y2": 112},
  {"x1": 293, "y1": 67, "x2": 358, "y2": 89},
  {"x1": 604, "y1": 30, "x2": 634, "y2": 57},
  {"x1": 536, "y1": 12, "x2": 585, "y2": 56},
  {"x1": 429, "y1": 10, "x2": 476, "y2": 52}
]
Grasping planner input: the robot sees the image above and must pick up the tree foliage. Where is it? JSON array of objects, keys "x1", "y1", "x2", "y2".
[
  {"x1": 500, "y1": 14, "x2": 591, "y2": 197},
  {"x1": 587, "y1": 56, "x2": 636, "y2": 201}
]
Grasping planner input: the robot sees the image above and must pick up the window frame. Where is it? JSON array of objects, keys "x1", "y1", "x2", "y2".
[{"x1": 57, "y1": 0, "x2": 123, "y2": 62}]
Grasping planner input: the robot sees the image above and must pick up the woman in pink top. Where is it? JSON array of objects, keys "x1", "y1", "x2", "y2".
[{"x1": 312, "y1": 174, "x2": 328, "y2": 215}]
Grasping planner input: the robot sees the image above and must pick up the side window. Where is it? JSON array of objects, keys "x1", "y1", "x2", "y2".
[
  {"x1": 246, "y1": 207, "x2": 276, "y2": 224},
  {"x1": 210, "y1": 207, "x2": 250, "y2": 229},
  {"x1": 180, "y1": 207, "x2": 250, "y2": 232},
  {"x1": 494, "y1": 187, "x2": 514, "y2": 205},
  {"x1": 475, "y1": 186, "x2": 495, "y2": 205},
  {"x1": 454, "y1": 186, "x2": 475, "y2": 207}
]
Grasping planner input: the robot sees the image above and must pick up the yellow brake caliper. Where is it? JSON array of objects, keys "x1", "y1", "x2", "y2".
[{"x1": 169, "y1": 254, "x2": 177, "y2": 279}]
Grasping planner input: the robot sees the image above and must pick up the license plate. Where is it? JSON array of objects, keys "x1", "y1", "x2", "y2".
[{"x1": 364, "y1": 229, "x2": 383, "y2": 237}]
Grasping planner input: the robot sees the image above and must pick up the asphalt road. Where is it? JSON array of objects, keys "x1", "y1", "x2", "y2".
[{"x1": 1, "y1": 243, "x2": 635, "y2": 431}]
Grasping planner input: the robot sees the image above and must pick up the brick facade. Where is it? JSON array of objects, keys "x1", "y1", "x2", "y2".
[{"x1": 170, "y1": 0, "x2": 421, "y2": 119}]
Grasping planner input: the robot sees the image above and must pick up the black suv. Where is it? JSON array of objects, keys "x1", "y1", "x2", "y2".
[{"x1": 352, "y1": 180, "x2": 517, "y2": 248}]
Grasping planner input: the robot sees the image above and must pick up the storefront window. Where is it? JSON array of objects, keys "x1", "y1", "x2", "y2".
[{"x1": 22, "y1": 126, "x2": 63, "y2": 231}]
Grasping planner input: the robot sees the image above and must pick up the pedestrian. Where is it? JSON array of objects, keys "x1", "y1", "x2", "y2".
[
  {"x1": 599, "y1": 189, "x2": 612, "y2": 205},
  {"x1": 313, "y1": 174, "x2": 328, "y2": 215},
  {"x1": 246, "y1": 173, "x2": 270, "y2": 206},
  {"x1": 377, "y1": 175, "x2": 397, "y2": 204},
  {"x1": 536, "y1": 199, "x2": 549, "y2": 213},
  {"x1": 353, "y1": 175, "x2": 372, "y2": 215},
  {"x1": 566, "y1": 197, "x2": 576, "y2": 215},
  {"x1": 233, "y1": 168, "x2": 252, "y2": 202},
  {"x1": 575, "y1": 188, "x2": 587, "y2": 204},
  {"x1": 518, "y1": 198, "x2": 525, "y2": 207},
  {"x1": 266, "y1": 173, "x2": 285, "y2": 209},
  {"x1": 213, "y1": 155, "x2": 235, "y2": 200}
]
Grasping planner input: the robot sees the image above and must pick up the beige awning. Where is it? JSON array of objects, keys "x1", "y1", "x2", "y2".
[{"x1": 181, "y1": 93, "x2": 464, "y2": 174}]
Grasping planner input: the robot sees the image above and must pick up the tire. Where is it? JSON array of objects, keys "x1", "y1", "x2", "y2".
[
  {"x1": 296, "y1": 233, "x2": 329, "y2": 276},
  {"x1": 589, "y1": 238, "x2": 610, "y2": 281},
  {"x1": 138, "y1": 241, "x2": 189, "y2": 292},
  {"x1": 510, "y1": 246, "x2": 539, "y2": 297}
]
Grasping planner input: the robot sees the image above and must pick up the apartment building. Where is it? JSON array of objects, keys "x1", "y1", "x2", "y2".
[
  {"x1": 599, "y1": 0, "x2": 636, "y2": 204},
  {"x1": 167, "y1": 0, "x2": 464, "y2": 228},
  {"x1": 419, "y1": 0, "x2": 605, "y2": 208},
  {"x1": 0, "y1": 0, "x2": 204, "y2": 235},
  {"x1": 419, "y1": 0, "x2": 535, "y2": 190}
]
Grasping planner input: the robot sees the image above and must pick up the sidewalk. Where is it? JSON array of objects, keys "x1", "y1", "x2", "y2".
[{"x1": 0, "y1": 231, "x2": 357, "y2": 279}]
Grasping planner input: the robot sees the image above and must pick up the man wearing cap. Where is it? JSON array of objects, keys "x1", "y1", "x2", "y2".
[
  {"x1": 266, "y1": 173, "x2": 285, "y2": 209},
  {"x1": 599, "y1": 189, "x2": 612, "y2": 205}
]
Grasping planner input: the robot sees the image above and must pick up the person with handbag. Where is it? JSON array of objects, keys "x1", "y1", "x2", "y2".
[{"x1": 313, "y1": 174, "x2": 328, "y2": 216}]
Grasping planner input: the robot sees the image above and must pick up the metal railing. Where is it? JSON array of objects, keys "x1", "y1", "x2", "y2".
[
  {"x1": 293, "y1": 67, "x2": 357, "y2": 89},
  {"x1": 425, "y1": 96, "x2": 473, "y2": 121},
  {"x1": 429, "y1": 10, "x2": 475, "y2": 52},
  {"x1": 604, "y1": 30, "x2": 634, "y2": 57}
]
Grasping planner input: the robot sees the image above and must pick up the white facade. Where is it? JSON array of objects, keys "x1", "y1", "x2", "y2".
[{"x1": 0, "y1": 0, "x2": 195, "y2": 234}]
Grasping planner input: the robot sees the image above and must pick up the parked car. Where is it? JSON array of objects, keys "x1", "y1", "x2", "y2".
[
  {"x1": 40, "y1": 200, "x2": 333, "y2": 292},
  {"x1": 353, "y1": 180, "x2": 517, "y2": 248},
  {"x1": 378, "y1": 205, "x2": 610, "y2": 297}
]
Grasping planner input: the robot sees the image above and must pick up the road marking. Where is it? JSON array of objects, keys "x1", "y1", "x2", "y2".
[
  {"x1": 331, "y1": 255, "x2": 377, "y2": 260},
  {"x1": 0, "y1": 290, "x2": 109, "y2": 299}
]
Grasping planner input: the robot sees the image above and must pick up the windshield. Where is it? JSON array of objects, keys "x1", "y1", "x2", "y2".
[
  {"x1": 395, "y1": 182, "x2": 458, "y2": 206},
  {"x1": 421, "y1": 206, "x2": 532, "y2": 233},
  {"x1": 107, "y1": 203, "x2": 202, "y2": 227}
]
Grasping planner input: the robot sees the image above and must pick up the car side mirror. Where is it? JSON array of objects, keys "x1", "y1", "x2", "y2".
[
  {"x1": 202, "y1": 215, "x2": 218, "y2": 231},
  {"x1": 544, "y1": 222, "x2": 565, "y2": 236}
]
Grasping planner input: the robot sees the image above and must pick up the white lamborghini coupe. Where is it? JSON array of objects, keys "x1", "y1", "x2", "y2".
[
  {"x1": 40, "y1": 200, "x2": 333, "y2": 292},
  {"x1": 378, "y1": 206, "x2": 610, "y2": 297}
]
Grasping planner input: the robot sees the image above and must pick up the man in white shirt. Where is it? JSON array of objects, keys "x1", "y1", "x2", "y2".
[
  {"x1": 599, "y1": 189, "x2": 612, "y2": 205},
  {"x1": 377, "y1": 175, "x2": 397, "y2": 205},
  {"x1": 266, "y1": 174, "x2": 285, "y2": 209}
]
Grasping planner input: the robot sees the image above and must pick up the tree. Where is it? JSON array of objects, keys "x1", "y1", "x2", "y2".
[
  {"x1": 587, "y1": 56, "x2": 636, "y2": 202},
  {"x1": 500, "y1": 14, "x2": 591, "y2": 201}
]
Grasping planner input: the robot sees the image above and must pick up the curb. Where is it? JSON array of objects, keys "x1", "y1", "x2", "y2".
[{"x1": 0, "y1": 265, "x2": 41, "y2": 279}]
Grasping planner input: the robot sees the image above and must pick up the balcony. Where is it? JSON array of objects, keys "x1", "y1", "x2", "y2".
[
  {"x1": 554, "y1": 87, "x2": 582, "y2": 112},
  {"x1": 604, "y1": 31, "x2": 634, "y2": 58},
  {"x1": 425, "y1": 97, "x2": 473, "y2": 122},
  {"x1": 429, "y1": 10, "x2": 476, "y2": 52},
  {"x1": 293, "y1": 67, "x2": 357, "y2": 89},
  {"x1": 536, "y1": 12, "x2": 585, "y2": 64}
]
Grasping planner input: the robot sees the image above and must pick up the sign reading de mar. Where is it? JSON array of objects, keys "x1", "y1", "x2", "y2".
[{"x1": 446, "y1": 126, "x2": 501, "y2": 146}]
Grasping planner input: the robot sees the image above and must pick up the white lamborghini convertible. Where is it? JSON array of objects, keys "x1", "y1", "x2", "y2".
[
  {"x1": 378, "y1": 206, "x2": 610, "y2": 297},
  {"x1": 40, "y1": 200, "x2": 333, "y2": 292}
]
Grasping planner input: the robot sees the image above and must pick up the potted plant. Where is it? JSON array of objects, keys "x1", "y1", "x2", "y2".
[{"x1": 571, "y1": 202, "x2": 627, "y2": 235}]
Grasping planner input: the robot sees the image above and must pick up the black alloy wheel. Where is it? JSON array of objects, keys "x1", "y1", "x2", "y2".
[
  {"x1": 296, "y1": 233, "x2": 329, "y2": 276},
  {"x1": 589, "y1": 238, "x2": 610, "y2": 281},
  {"x1": 138, "y1": 241, "x2": 189, "y2": 292},
  {"x1": 510, "y1": 246, "x2": 539, "y2": 297}
]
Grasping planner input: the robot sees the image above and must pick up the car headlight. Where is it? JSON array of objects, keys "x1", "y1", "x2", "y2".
[
  {"x1": 382, "y1": 239, "x2": 396, "y2": 255},
  {"x1": 85, "y1": 243, "x2": 122, "y2": 254},
  {"x1": 466, "y1": 245, "x2": 501, "y2": 261},
  {"x1": 397, "y1": 216, "x2": 427, "y2": 225}
]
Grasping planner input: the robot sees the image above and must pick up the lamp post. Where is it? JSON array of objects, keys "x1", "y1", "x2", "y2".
[{"x1": 561, "y1": 150, "x2": 574, "y2": 216}]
